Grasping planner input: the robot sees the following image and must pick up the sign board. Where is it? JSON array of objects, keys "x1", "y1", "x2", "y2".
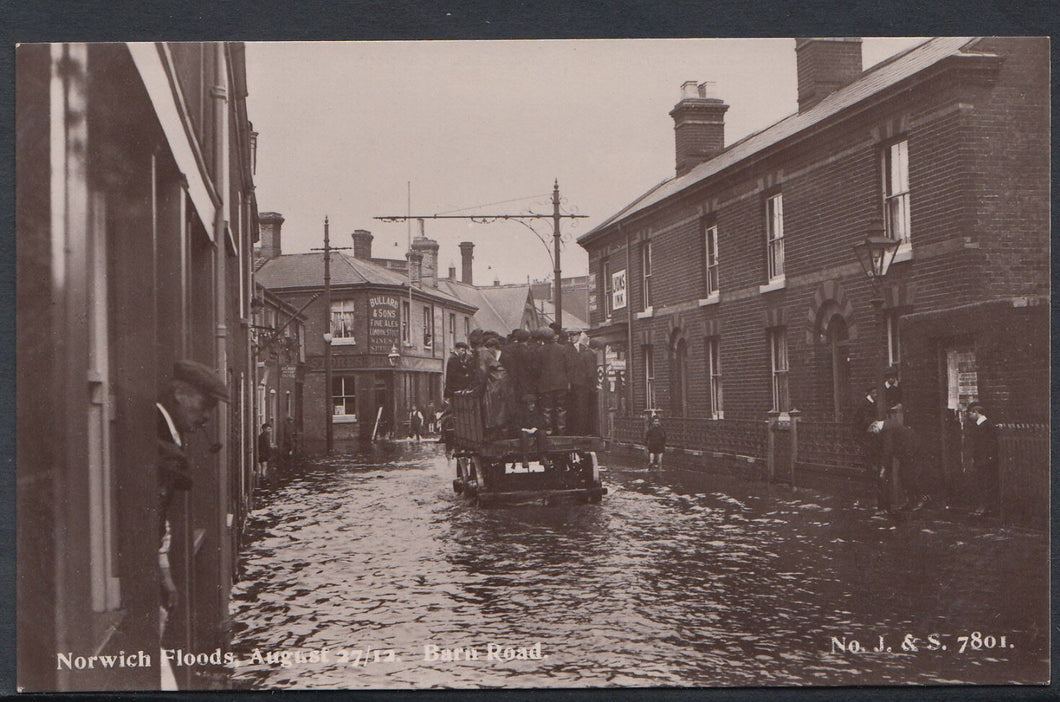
[
  {"x1": 611, "y1": 269, "x2": 627, "y2": 310},
  {"x1": 368, "y1": 295, "x2": 401, "y2": 355},
  {"x1": 280, "y1": 365, "x2": 297, "y2": 380}
]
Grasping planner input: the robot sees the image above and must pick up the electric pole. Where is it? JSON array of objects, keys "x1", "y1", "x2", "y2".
[
  {"x1": 311, "y1": 216, "x2": 351, "y2": 454},
  {"x1": 375, "y1": 180, "x2": 586, "y2": 330}
]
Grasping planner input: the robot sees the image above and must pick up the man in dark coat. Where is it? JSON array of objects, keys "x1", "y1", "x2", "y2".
[
  {"x1": 645, "y1": 415, "x2": 666, "y2": 469},
  {"x1": 883, "y1": 366, "x2": 903, "y2": 413},
  {"x1": 156, "y1": 360, "x2": 228, "y2": 688},
  {"x1": 878, "y1": 412, "x2": 924, "y2": 512},
  {"x1": 537, "y1": 328, "x2": 571, "y2": 434},
  {"x1": 569, "y1": 336, "x2": 599, "y2": 435},
  {"x1": 966, "y1": 403, "x2": 1000, "y2": 517},
  {"x1": 444, "y1": 341, "x2": 473, "y2": 399}
]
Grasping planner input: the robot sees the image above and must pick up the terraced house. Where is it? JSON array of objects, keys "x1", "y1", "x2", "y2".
[{"x1": 579, "y1": 37, "x2": 1048, "y2": 526}]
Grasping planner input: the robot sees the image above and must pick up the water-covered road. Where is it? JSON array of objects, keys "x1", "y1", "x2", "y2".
[{"x1": 228, "y1": 442, "x2": 1048, "y2": 689}]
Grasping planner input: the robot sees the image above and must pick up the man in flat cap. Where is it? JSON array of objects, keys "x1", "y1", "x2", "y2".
[
  {"x1": 156, "y1": 360, "x2": 228, "y2": 689},
  {"x1": 444, "y1": 341, "x2": 473, "y2": 400}
]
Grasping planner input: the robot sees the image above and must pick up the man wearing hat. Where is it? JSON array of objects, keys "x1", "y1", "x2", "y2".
[
  {"x1": 966, "y1": 403, "x2": 999, "y2": 517},
  {"x1": 444, "y1": 341, "x2": 473, "y2": 399},
  {"x1": 156, "y1": 359, "x2": 228, "y2": 689},
  {"x1": 537, "y1": 327, "x2": 571, "y2": 435}
]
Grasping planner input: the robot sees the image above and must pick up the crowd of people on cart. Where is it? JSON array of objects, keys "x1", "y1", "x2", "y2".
[{"x1": 441, "y1": 323, "x2": 599, "y2": 452}]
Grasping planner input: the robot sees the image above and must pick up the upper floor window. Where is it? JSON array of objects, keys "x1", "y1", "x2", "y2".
[
  {"x1": 641, "y1": 241, "x2": 653, "y2": 310},
  {"x1": 883, "y1": 139, "x2": 911, "y2": 251},
  {"x1": 704, "y1": 224, "x2": 720, "y2": 297},
  {"x1": 768, "y1": 327, "x2": 790, "y2": 412},
  {"x1": 330, "y1": 299, "x2": 356, "y2": 345},
  {"x1": 766, "y1": 194, "x2": 784, "y2": 282},
  {"x1": 423, "y1": 305, "x2": 434, "y2": 348},
  {"x1": 449, "y1": 312, "x2": 456, "y2": 348},
  {"x1": 464, "y1": 316, "x2": 470, "y2": 340}
]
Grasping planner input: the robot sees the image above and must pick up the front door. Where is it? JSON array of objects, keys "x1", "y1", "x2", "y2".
[{"x1": 939, "y1": 342, "x2": 978, "y2": 507}]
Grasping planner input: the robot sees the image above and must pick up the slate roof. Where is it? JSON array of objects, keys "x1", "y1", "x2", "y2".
[
  {"x1": 580, "y1": 37, "x2": 985, "y2": 242},
  {"x1": 436, "y1": 280, "x2": 538, "y2": 333},
  {"x1": 256, "y1": 252, "x2": 472, "y2": 308},
  {"x1": 535, "y1": 300, "x2": 589, "y2": 332}
]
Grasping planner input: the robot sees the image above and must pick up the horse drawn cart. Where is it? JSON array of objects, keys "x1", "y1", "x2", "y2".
[{"x1": 447, "y1": 394, "x2": 607, "y2": 506}]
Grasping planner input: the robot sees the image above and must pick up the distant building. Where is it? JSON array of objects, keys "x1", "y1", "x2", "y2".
[
  {"x1": 578, "y1": 37, "x2": 1048, "y2": 519},
  {"x1": 252, "y1": 279, "x2": 308, "y2": 462},
  {"x1": 435, "y1": 241, "x2": 544, "y2": 333},
  {"x1": 530, "y1": 275, "x2": 591, "y2": 332},
  {"x1": 255, "y1": 219, "x2": 476, "y2": 451}
]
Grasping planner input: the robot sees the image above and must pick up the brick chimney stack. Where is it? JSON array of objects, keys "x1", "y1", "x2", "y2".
[
  {"x1": 670, "y1": 81, "x2": 728, "y2": 177},
  {"x1": 448, "y1": 262, "x2": 456, "y2": 281},
  {"x1": 411, "y1": 235, "x2": 440, "y2": 289},
  {"x1": 351, "y1": 229, "x2": 373, "y2": 260},
  {"x1": 258, "y1": 211, "x2": 285, "y2": 260},
  {"x1": 795, "y1": 38, "x2": 863, "y2": 112},
  {"x1": 459, "y1": 241, "x2": 475, "y2": 285}
]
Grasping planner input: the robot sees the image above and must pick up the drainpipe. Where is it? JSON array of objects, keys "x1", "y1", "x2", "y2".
[
  {"x1": 624, "y1": 225, "x2": 634, "y2": 415},
  {"x1": 211, "y1": 40, "x2": 231, "y2": 646}
]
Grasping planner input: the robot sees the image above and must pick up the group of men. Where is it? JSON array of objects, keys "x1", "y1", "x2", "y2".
[
  {"x1": 854, "y1": 366, "x2": 1000, "y2": 517},
  {"x1": 443, "y1": 322, "x2": 600, "y2": 444}
]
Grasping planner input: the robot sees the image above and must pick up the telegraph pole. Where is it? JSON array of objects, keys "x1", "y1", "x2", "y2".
[
  {"x1": 375, "y1": 180, "x2": 586, "y2": 329},
  {"x1": 311, "y1": 216, "x2": 351, "y2": 454}
]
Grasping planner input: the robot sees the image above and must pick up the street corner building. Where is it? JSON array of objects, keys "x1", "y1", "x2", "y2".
[
  {"x1": 578, "y1": 38, "x2": 1048, "y2": 526},
  {"x1": 16, "y1": 43, "x2": 262, "y2": 690}
]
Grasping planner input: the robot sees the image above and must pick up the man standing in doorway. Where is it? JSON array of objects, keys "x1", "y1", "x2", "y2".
[
  {"x1": 966, "y1": 403, "x2": 1000, "y2": 517},
  {"x1": 257, "y1": 422, "x2": 272, "y2": 479},
  {"x1": 156, "y1": 360, "x2": 229, "y2": 690}
]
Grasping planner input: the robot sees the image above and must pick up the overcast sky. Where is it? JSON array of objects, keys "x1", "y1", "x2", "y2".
[{"x1": 245, "y1": 38, "x2": 925, "y2": 285}]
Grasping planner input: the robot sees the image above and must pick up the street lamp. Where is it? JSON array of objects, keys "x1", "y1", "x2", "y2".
[
  {"x1": 852, "y1": 219, "x2": 901, "y2": 425},
  {"x1": 388, "y1": 344, "x2": 400, "y2": 366}
]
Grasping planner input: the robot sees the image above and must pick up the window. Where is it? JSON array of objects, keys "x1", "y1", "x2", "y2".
[
  {"x1": 449, "y1": 312, "x2": 456, "y2": 348},
  {"x1": 423, "y1": 305, "x2": 434, "y2": 347},
  {"x1": 707, "y1": 337, "x2": 723, "y2": 419},
  {"x1": 769, "y1": 327, "x2": 790, "y2": 412},
  {"x1": 285, "y1": 390, "x2": 293, "y2": 419},
  {"x1": 671, "y1": 339, "x2": 688, "y2": 417},
  {"x1": 886, "y1": 311, "x2": 902, "y2": 368},
  {"x1": 464, "y1": 316, "x2": 470, "y2": 340},
  {"x1": 401, "y1": 300, "x2": 410, "y2": 343},
  {"x1": 330, "y1": 299, "x2": 355, "y2": 344},
  {"x1": 641, "y1": 241, "x2": 653, "y2": 310},
  {"x1": 643, "y1": 344, "x2": 656, "y2": 410},
  {"x1": 766, "y1": 194, "x2": 784, "y2": 281},
  {"x1": 704, "y1": 224, "x2": 720, "y2": 296},
  {"x1": 603, "y1": 258, "x2": 612, "y2": 316},
  {"x1": 332, "y1": 375, "x2": 357, "y2": 419},
  {"x1": 883, "y1": 139, "x2": 911, "y2": 249}
]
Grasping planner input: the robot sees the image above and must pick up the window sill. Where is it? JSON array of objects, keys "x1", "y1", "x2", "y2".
[
  {"x1": 635, "y1": 307, "x2": 654, "y2": 320},
  {"x1": 698, "y1": 293, "x2": 720, "y2": 307},
  {"x1": 893, "y1": 243, "x2": 913, "y2": 263},
  {"x1": 333, "y1": 415, "x2": 358, "y2": 424},
  {"x1": 331, "y1": 337, "x2": 357, "y2": 346},
  {"x1": 711, "y1": 412, "x2": 724, "y2": 420},
  {"x1": 758, "y1": 277, "x2": 786, "y2": 294}
]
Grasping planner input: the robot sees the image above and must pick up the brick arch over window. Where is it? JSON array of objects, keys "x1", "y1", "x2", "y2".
[{"x1": 804, "y1": 279, "x2": 858, "y2": 345}]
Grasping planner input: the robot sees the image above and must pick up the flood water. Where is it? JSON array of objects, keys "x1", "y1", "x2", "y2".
[{"x1": 228, "y1": 442, "x2": 1048, "y2": 689}]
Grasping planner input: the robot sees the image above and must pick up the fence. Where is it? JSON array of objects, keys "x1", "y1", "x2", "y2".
[
  {"x1": 797, "y1": 420, "x2": 869, "y2": 477},
  {"x1": 997, "y1": 423, "x2": 1049, "y2": 530},
  {"x1": 611, "y1": 416, "x2": 767, "y2": 465}
]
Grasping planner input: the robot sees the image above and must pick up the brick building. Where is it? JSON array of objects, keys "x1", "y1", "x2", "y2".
[
  {"x1": 252, "y1": 278, "x2": 307, "y2": 464},
  {"x1": 255, "y1": 220, "x2": 476, "y2": 451},
  {"x1": 17, "y1": 43, "x2": 261, "y2": 689},
  {"x1": 578, "y1": 38, "x2": 1048, "y2": 520}
]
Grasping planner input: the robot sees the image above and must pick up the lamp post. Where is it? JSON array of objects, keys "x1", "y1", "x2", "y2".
[
  {"x1": 852, "y1": 220, "x2": 901, "y2": 422},
  {"x1": 311, "y1": 216, "x2": 351, "y2": 456}
]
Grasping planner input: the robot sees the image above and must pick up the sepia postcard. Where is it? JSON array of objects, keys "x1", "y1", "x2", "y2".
[{"x1": 15, "y1": 36, "x2": 1050, "y2": 693}]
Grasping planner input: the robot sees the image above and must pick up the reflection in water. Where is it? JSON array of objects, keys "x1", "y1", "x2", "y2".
[{"x1": 229, "y1": 443, "x2": 1047, "y2": 689}]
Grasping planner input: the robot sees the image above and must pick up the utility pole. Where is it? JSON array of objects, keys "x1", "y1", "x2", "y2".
[
  {"x1": 311, "y1": 216, "x2": 351, "y2": 454},
  {"x1": 375, "y1": 180, "x2": 586, "y2": 330},
  {"x1": 552, "y1": 180, "x2": 563, "y2": 328}
]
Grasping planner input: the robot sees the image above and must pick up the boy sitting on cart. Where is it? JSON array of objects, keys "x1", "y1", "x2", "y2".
[{"x1": 510, "y1": 392, "x2": 547, "y2": 469}]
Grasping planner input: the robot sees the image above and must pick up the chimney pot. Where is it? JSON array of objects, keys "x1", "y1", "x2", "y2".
[{"x1": 448, "y1": 262, "x2": 456, "y2": 280}]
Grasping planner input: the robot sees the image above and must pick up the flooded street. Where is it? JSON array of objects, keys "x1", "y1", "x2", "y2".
[{"x1": 229, "y1": 442, "x2": 1048, "y2": 689}]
